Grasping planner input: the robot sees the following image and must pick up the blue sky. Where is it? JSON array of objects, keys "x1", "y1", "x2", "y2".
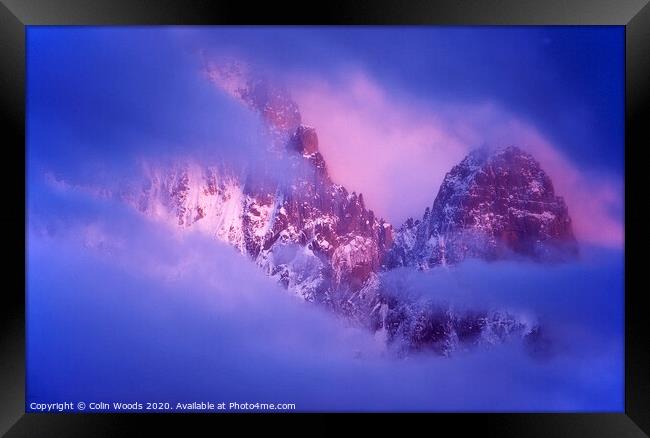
[{"x1": 27, "y1": 26, "x2": 624, "y2": 171}]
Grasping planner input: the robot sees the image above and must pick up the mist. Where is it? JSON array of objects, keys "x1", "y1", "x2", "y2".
[
  {"x1": 27, "y1": 182, "x2": 623, "y2": 412},
  {"x1": 27, "y1": 27, "x2": 273, "y2": 189}
]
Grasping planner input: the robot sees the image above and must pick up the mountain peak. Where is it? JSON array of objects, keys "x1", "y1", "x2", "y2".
[
  {"x1": 135, "y1": 67, "x2": 578, "y2": 357},
  {"x1": 387, "y1": 146, "x2": 577, "y2": 269}
]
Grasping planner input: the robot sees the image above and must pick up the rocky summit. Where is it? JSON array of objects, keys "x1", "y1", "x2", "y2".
[
  {"x1": 386, "y1": 146, "x2": 578, "y2": 270},
  {"x1": 129, "y1": 65, "x2": 577, "y2": 356}
]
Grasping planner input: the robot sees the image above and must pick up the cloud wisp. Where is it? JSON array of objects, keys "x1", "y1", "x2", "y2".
[{"x1": 290, "y1": 69, "x2": 623, "y2": 247}]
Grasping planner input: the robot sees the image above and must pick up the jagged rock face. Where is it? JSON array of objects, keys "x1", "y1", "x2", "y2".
[
  {"x1": 198, "y1": 63, "x2": 395, "y2": 305},
  {"x1": 131, "y1": 64, "x2": 576, "y2": 357},
  {"x1": 255, "y1": 143, "x2": 394, "y2": 305},
  {"x1": 376, "y1": 146, "x2": 576, "y2": 354},
  {"x1": 134, "y1": 144, "x2": 393, "y2": 306},
  {"x1": 135, "y1": 100, "x2": 392, "y2": 308},
  {"x1": 387, "y1": 146, "x2": 577, "y2": 269}
]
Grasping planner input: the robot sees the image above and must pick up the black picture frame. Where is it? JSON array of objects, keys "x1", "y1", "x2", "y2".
[{"x1": 1, "y1": 0, "x2": 647, "y2": 435}]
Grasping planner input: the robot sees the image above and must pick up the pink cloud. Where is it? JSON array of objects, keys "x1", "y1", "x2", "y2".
[
  {"x1": 293, "y1": 72, "x2": 471, "y2": 225},
  {"x1": 291, "y1": 70, "x2": 623, "y2": 248}
]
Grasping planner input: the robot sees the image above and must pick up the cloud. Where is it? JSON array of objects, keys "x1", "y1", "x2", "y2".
[
  {"x1": 291, "y1": 70, "x2": 623, "y2": 247},
  {"x1": 291, "y1": 71, "x2": 468, "y2": 225},
  {"x1": 380, "y1": 249, "x2": 624, "y2": 344},
  {"x1": 27, "y1": 183, "x2": 623, "y2": 411}
]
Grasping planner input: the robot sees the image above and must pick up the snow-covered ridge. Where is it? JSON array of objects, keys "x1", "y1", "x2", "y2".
[{"x1": 126, "y1": 64, "x2": 576, "y2": 356}]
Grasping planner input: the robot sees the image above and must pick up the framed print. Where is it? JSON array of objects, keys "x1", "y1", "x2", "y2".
[{"x1": 1, "y1": 0, "x2": 648, "y2": 436}]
